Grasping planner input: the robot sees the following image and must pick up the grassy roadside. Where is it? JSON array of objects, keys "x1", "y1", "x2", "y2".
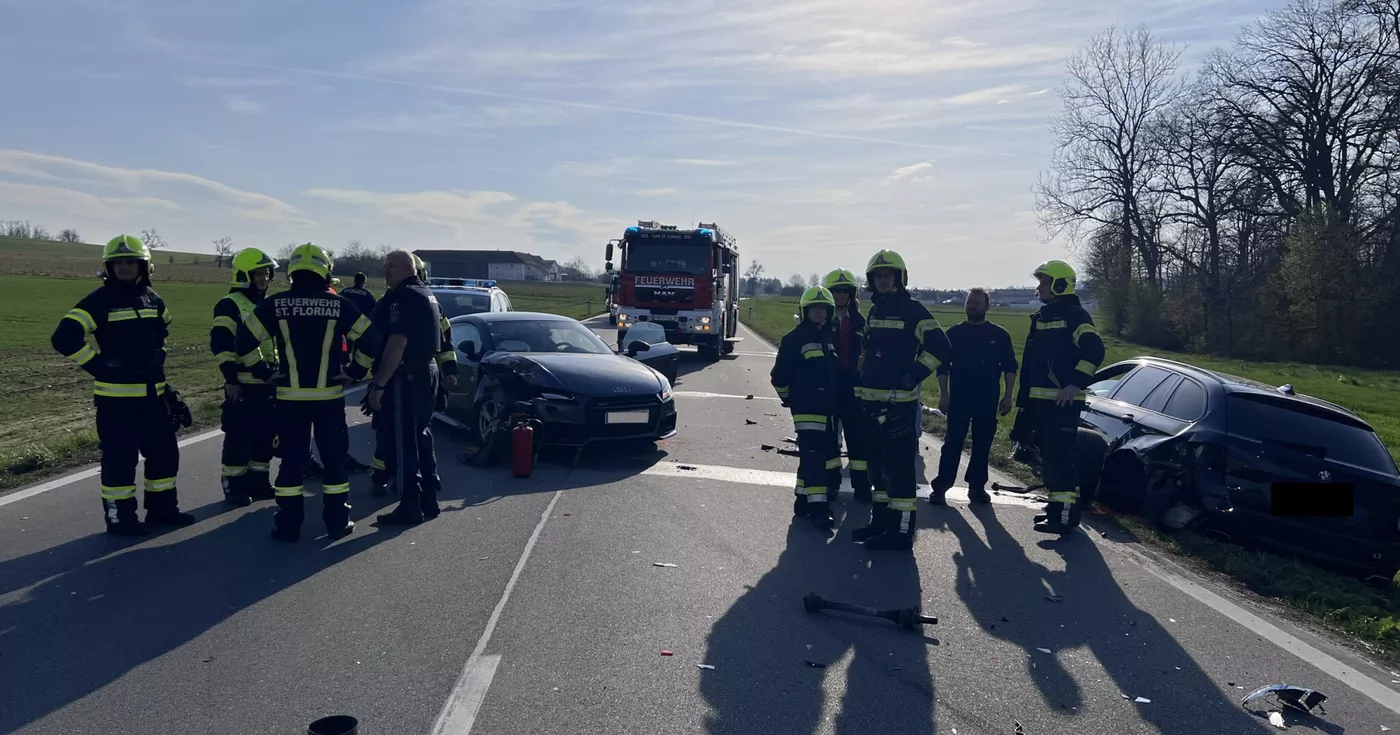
[
  {"x1": 0, "y1": 275, "x2": 606, "y2": 489},
  {"x1": 741, "y1": 295, "x2": 1400, "y2": 666}
]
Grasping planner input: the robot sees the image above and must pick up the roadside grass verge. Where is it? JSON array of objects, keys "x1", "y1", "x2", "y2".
[
  {"x1": 0, "y1": 274, "x2": 604, "y2": 488},
  {"x1": 742, "y1": 295, "x2": 1400, "y2": 665}
]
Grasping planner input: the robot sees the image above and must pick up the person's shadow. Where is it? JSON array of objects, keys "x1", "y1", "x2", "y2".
[
  {"x1": 936, "y1": 504, "x2": 1270, "y2": 733},
  {"x1": 700, "y1": 515, "x2": 936, "y2": 735},
  {"x1": 0, "y1": 476, "x2": 396, "y2": 732}
]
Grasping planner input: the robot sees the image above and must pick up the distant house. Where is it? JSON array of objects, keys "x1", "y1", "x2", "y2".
[{"x1": 412, "y1": 250, "x2": 560, "y2": 282}]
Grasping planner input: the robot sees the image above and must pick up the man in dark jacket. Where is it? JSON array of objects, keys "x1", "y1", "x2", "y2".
[
  {"x1": 931, "y1": 287, "x2": 1018, "y2": 505},
  {"x1": 823, "y1": 268, "x2": 871, "y2": 502},
  {"x1": 852, "y1": 250, "x2": 953, "y2": 551},
  {"x1": 51, "y1": 235, "x2": 195, "y2": 534},
  {"x1": 340, "y1": 272, "x2": 377, "y2": 317},
  {"x1": 771, "y1": 286, "x2": 840, "y2": 529},
  {"x1": 1013, "y1": 259, "x2": 1105, "y2": 535}
]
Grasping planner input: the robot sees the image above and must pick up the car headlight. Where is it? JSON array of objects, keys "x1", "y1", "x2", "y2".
[
  {"x1": 699, "y1": 316, "x2": 711, "y2": 324},
  {"x1": 659, "y1": 384, "x2": 672, "y2": 401}
]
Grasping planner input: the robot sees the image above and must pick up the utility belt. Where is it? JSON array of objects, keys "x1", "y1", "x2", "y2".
[
  {"x1": 94, "y1": 380, "x2": 167, "y2": 398},
  {"x1": 854, "y1": 385, "x2": 920, "y2": 403}
]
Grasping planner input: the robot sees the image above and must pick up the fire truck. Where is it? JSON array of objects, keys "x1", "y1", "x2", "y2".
[{"x1": 605, "y1": 220, "x2": 742, "y2": 361}]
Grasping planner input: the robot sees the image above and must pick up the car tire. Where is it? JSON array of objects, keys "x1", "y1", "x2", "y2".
[
  {"x1": 473, "y1": 387, "x2": 507, "y2": 443},
  {"x1": 1076, "y1": 428, "x2": 1109, "y2": 506}
]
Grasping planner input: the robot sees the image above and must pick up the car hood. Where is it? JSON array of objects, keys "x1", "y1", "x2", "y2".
[{"x1": 483, "y1": 352, "x2": 665, "y2": 396}]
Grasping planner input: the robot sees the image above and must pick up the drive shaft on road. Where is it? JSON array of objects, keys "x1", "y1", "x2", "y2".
[{"x1": 803, "y1": 592, "x2": 938, "y2": 630}]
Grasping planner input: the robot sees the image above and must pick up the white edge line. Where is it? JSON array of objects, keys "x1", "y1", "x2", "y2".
[
  {"x1": 1094, "y1": 530, "x2": 1400, "y2": 715},
  {"x1": 429, "y1": 488, "x2": 563, "y2": 735},
  {"x1": 0, "y1": 384, "x2": 367, "y2": 509}
]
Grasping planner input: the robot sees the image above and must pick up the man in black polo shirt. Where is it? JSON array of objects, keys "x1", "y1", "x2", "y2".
[
  {"x1": 930, "y1": 287, "x2": 1018, "y2": 505},
  {"x1": 367, "y1": 250, "x2": 445, "y2": 525}
]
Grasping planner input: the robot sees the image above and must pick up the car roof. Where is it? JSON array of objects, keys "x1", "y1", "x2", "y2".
[
  {"x1": 431, "y1": 285, "x2": 494, "y2": 295},
  {"x1": 448, "y1": 311, "x2": 575, "y2": 324},
  {"x1": 1122, "y1": 355, "x2": 1363, "y2": 421}
]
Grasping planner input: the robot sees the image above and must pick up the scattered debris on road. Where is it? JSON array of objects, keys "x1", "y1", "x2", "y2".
[
  {"x1": 697, "y1": 664, "x2": 715, "y2": 670},
  {"x1": 761, "y1": 444, "x2": 776, "y2": 451},
  {"x1": 764, "y1": 412, "x2": 778, "y2": 417},
  {"x1": 1134, "y1": 697, "x2": 1151, "y2": 704},
  {"x1": 202, "y1": 656, "x2": 215, "y2": 663},
  {"x1": 1014, "y1": 720, "x2": 1025, "y2": 734},
  {"x1": 783, "y1": 437, "x2": 797, "y2": 444},
  {"x1": 745, "y1": 419, "x2": 757, "y2": 425},
  {"x1": 745, "y1": 394, "x2": 754, "y2": 399},
  {"x1": 677, "y1": 465, "x2": 698, "y2": 471},
  {"x1": 1267, "y1": 711, "x2": 1286, "y2": 729},
  {"x1": 661, "y1": 651, "x2": 673, "y2": 656},
  {"x1": 804, "y1": 660, "x2": 827, "y2": 669},
  {"x1": 1036, "y1": 648, "x2": 1053, "y2": 654},
  {"x1": 1242, "y1": 684, "x2": 1329, "y2": 716},
  {"x1": 1045, "y1": 594, "x2": 1063, "y2": 603},
  {"x1": 652, "y1": 562, "x2": 678, "y2": 568}
]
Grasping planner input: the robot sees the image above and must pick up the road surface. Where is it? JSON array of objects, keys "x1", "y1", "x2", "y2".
[{"x1": 1, "y1": 316, "x2": 1396, "y2": 734}]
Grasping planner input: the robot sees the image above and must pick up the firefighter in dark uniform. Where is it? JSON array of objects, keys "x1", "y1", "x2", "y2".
[
  {"x1": 212, "y1": 248, "x2": 279, "y2": 506},
  {"x1": 365, "y1": 255, "x2": 457, "y2": 497},
  {"x1": 851, "y1": 250, "x2": 952, "y2": 551},
  {"x1": 370, "y1": 250, "x2": 446, "y2": 525},
  {"x1": 233, "y1": 243, "x2": 382, "y2": 541},
  {"x1": 771, "y1": 286, "x2": 840, "y2": 528},
  {"x1": 930, "y1": 287, "x2": 1019, "y2": 505},
  {"x1": 1013, "y1": 260, "x2": 1105, "y2": 534},
  {"x1": 51, "y1": 235, "x2": 195, "y2": 534},
  {"x1": 823, "y1": 268, "x2": 871, "y2": 503}
]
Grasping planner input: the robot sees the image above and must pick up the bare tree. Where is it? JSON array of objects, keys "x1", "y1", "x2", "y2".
[
  {"x1": 1036, "y1": 25, "x2": 1183, "y2": 287},
  {"x1": 31, "y1": 226, "x2": 51, "y2": 241},
  {"x1": 140, "y1": 228, "x2": 167, "y2": 250},
  {"x1": 59, "y1": 229, "x2": 81, "y2": 243},
  {"x1": 743, "y1": 260, "x2": 765, "y2": 296},
  {"x1": 212, "y1": 236, "x2": 234, "y2": 268},
  {"x1": 786, "y1": 273, "x2": 807, "y2": 290},
  {"x1": 276, "y1": 242, "x2": 299, "y2": 262},
  {"x1": 807, "y1": 273, "x2": 822, "y2": 288}
]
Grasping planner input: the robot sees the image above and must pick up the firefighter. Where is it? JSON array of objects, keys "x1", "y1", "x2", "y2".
[
  {"x1": 771, "y1": 286, "x2": 840, "y2": 529},
  {"x1": 823, "y1": 268, "x2": 871, "y2": 503},
  {"x1": 212, "y1": 247, "x2": 280, "y2": 506},
  {"x1": 305, "y1": 276, "x2": 373, "y2": 478},
  {"x1": 233, "y1": 243, "x2": 383, "y2": 541},
  {"x1": 1014, "y1": 260, "x2": 1104, "y2": 535},
  {"x1": 370, "y1": 250, "x2": 446, "y2": 525},
  {"x1": 51, "y1": 235, "x2": 195, "y2": 534},
  {"x1": 851, "y1": 249, "x2": 952, "y2": 551}
]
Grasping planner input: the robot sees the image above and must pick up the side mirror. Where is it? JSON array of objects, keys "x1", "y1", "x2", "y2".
[
  {"x1": 626, "y1": 340, "x2": 651, "y2": 356},
  {"x1": 457, "y1": 340, "x2": 478, "y2": 360},
  {"x1": 605, "y1": 261, "x2": 613, "y2": 272},
  {"x1": 606, "y1": 241, "x2": 614, "y2": 261}
]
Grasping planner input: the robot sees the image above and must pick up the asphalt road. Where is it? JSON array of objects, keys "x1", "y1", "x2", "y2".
[{"x1": 2, "y1": 315, "x2": 1398, "y2": 734}]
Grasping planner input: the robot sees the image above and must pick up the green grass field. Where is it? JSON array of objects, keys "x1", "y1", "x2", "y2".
[
  {"x1": 743, "y1": 295, "x2": 1400, "y2": 663},
  {"x1": 0, "y1": 272, "x2": 607, "y2": 487}
]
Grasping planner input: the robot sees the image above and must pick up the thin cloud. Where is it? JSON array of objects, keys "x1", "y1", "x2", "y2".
[
  {"x1": 223, "y1": 94, "x2": 262, "y2": 114},
  {"x1": 889, "y1": 161, "x2": 934, "y2": 181},
  {"x1": 671, "y1": 159, "x2": 740, "y2": 167}
]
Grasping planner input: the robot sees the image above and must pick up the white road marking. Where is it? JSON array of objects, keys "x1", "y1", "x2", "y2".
[
  {"x1": 0, "y1": 385, "x2": 368, "y2": 509},
  {"x1": 673, "y1": 391, "x2": 781, "y2": 401},
  {"x1": 429, "y1": 489, "x2": 563, "y2": 734},
  {"x1": 1095, "y1": 532, "x2": 1400, "y2": 715}
]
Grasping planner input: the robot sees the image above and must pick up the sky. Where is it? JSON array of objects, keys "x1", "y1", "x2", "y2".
[{"x1": 0, "y1": 0, "x2": 1273, "y2": 289}]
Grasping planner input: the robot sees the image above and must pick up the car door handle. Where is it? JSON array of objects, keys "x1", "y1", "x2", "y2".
[{"x1": 1119, "y1": 413, "x2": 1135, "y2": 421}]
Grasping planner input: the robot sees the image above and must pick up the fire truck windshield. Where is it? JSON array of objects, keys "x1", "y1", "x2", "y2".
[{"x1": 625, "y1": 241, "x2": 711, "y2": 275}]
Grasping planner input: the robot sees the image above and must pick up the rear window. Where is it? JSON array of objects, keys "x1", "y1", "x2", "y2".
[
  {"x1": 437, "y1": 293, "x2": 490, "y2": 318},
  {"x1": 1226, "y1": 394, "x2": 1397, "y2": 473}
]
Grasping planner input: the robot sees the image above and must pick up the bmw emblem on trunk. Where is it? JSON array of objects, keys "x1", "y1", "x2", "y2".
[{"x1": 1319, "y1": 470, "x2": 1331, "y2": 481}]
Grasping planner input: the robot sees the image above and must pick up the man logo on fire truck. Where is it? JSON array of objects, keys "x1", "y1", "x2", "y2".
[{"x1": 605, "y1": 220, "x2": 742, "y2": 362}]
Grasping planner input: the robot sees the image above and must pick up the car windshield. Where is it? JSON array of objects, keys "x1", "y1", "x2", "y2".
[
  {"x1": 436, "y1": 292, "x2": 491, "y2": 318},
  {"x1": 1226, "y1": 394, "x2": 1398, "y2": 474},
  {"x1": 485, "y1": 319, "x2": 612, "y2": 355}
]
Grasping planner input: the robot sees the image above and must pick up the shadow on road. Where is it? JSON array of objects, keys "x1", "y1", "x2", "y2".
[
  {"x1": 700, "y1": 515, "x2": 936, "y2": 735},
  {"x1": 932, "y1": 503, "x2": 1269, "y2": 733},
  {"x1": 0, "y1": 425, "x2": 401, "y2": 732}
]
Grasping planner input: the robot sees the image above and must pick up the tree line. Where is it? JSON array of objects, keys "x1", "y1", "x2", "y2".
[{"x1": 1038, "y1": 0, "x2": 1400, "y2": 366}]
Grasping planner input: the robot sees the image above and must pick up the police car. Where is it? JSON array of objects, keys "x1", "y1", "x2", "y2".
[{"x1": 426, "y1": 278, "x2": 513, "y2": 319}]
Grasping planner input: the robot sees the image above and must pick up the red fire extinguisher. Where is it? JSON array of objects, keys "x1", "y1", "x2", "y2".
[{"x1": 512, "y1": 419, "x2": 535, "y2": 478}]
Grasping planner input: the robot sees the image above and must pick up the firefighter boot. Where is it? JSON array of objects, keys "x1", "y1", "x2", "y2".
[
  {"x1": 323, "y1": 493, "x2": 355, "y2": 540},
  {"x1": 145, "y1": 489, "x2": 196, "y2": 527},
  {"x1": 864, "y1": 508, "x2": 916, "y2": 551},
  {"x1": 808, "y1": 501, "x2": 835, "y2": 530},
  {"x1": 345, "y1": 455, "x2": 372, "y2": 474},
  {"x1": 968, "y1": 486, "x2": 992, "y2": 504},
  {"x1": 377, "y1": 484, "x2": 425, "y2": 526},
  {"x1": 850, "y1": 502, "x2": 889, "y2": 542},
  {"x1": 421, "y1": 482, "x2": 441, "y2": 520},
  {"x1": 1034, "y1": 502, "x2": 1081, "y2": 535},
  {"x1": 928, "y1": 488, "x2": 948, "y2": 506},
  {"x1": 103, "y1": 498, "x2": 150, "y2": 536},
  {"x1": 222, "y1": 474, "x2": 252, "y2": 508},
  {"x1": 271, "y1": 495, "x2": 305, "y2": 542}
]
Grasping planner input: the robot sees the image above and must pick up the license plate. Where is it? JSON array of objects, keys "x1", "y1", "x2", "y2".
[
  {"x1": 647, "y1": 315, "x2": 677, "y2": 321},
  {"x1": 606, "y1": 410, "x2": 650, "y2": 424}
]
